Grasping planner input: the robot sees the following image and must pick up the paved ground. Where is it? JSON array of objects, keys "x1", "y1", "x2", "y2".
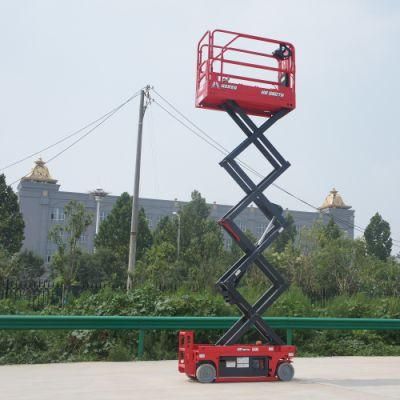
[{"x1": 0, "y1": 357, "x2": 399, "y2": 400}]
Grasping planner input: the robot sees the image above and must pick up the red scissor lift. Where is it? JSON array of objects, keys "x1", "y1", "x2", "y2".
[{"x1": 179, "y1": 30, "x2": 296, "y2": 383}]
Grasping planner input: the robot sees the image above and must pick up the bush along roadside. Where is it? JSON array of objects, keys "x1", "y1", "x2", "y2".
[{"x1": 1, "y1": 286, "x2": 400, "y2": 364}]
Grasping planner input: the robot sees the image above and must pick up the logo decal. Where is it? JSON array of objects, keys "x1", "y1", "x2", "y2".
[
  {"x1": 261, "y1": 90, "x2": 284, "y2": 98},
  {"x1": 211, "y1": 81, "x2": 238, "y2": 91}
]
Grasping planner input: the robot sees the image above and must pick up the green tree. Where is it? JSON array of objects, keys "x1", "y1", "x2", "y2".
[
  {"x1": 153, "y1": 216, "x2": 176, "y2": 247},
  {"x1": 136, "y1": 215, "x2": 181, "y2": 290},
  {"x1": 312, "y1": 236, "x2": 356, "y2": 297},
  {"x1": 134, "y1": 242, "x2": 178, "y2": 291},
  {"x1": 323, "y1": 217, "x2": 342, "y2": 241},
  {"x1": 95, "y1": 193, "x2": 152, "y2": 262},
  {"x1": 9, "y1": 250, "x2": 44, "y2": 282},
  {"x1": 0, "y1": 174, "x2": 24, "y2": 254},
  {"x1": 49, "y1": 200, "x2": 93, "y2": 303},
  {"x1": 364, "y1": 212, "x2": 392, "y2": 261},
  {"x1": 274, "y1": 213, "x2": 297, "y2": 252},
  {"x1": 0, "y1": 248, "x2": 12, "y2": 280},
  {"x1": 284, "y1": 221, "x2": 357, "y2": 299},
  {"x1": 179, "y1": 191, "x2": 225, "y2": 290},
  {"x1": 76, "y1": 247, "x2": 126, "y2": 287},
  {"x1": 137, "y1": 191, "x2": 225, "y2": 292},
  {"x1": 137, "y1": 208, "x2": 153, "y2": 260}
]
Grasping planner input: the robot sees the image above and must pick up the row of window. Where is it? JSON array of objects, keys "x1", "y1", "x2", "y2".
[
  {"x1": 50, "y1": 208, "x2": 108, "y2": 222},
  {"x1": 47, "y1": 233, "x2": 88, "y2": 249},
  {"x1": 146, "y1": 215, "x2": 166, "y2": 229},
  {"x1": 49, "y1": 208, "x2": 298, "y2": 241}
]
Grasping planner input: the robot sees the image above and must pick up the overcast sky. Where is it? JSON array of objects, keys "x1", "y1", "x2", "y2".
[{"x1": 1, "y1": 0, "x2": 399, "y2": 250}]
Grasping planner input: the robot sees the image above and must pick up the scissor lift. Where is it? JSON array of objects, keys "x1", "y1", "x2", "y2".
[{"x1": 179, "y1": 29, "x2": 296, "y2": 383}]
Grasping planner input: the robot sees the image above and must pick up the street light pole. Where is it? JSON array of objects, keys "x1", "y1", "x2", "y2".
[
  {"x1": 172, "y1": 212, "x2": 181, "y2": 260},
  {"x1": 90, "y1": 188, "x2": 108, "y2": 235},
  {"x1": 127, "y1": 86, "x2": 151, "y2": 291},
  {"x1": 90, "y1": 188, "x2": 108, "y2": 253}
]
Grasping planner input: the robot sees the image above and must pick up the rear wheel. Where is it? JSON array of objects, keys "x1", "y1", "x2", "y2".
[
  {"x1": 196, "y1": 363, "x2": 216, "y2": 383},
  {"x1": 277, "y1": 362, "x2": 294, "y2": 381}
]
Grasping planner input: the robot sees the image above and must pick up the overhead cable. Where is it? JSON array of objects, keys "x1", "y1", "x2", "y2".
[{"x1": 151, "y1": 88, "x2": 400, "y2": 248}]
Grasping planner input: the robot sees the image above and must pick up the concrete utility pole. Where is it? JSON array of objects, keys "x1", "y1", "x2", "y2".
[{"x1": 127, "y1": 86, "x2": 151, "y2": 291}]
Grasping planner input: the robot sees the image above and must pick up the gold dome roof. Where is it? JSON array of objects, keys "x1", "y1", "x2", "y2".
[
  {"x1": 319, "y1": 188, "x2": 351, "y2": 210},
  {"x1": 21, "y1": 158, "x2": 57, "y2": 184}
]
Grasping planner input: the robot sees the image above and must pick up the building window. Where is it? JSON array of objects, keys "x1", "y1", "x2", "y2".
[
  {"x1": 46, "y1": 254, "x2": 51, "y2": 263},
  {"x1": 79, "y1": 234, "x2": 87, "y2": 243},
  {"x1": 224, "y1": 236, "x2": 232, "y2": 248},
  {"x1": 51, "y1": 208, "x2": 65, "y2": 221},
  {"x1": 100, "y1": 211, "x2": 107, "y2": 221},
  {"x1": 238, "y1": 221, "x2": 247, "y2": 232},
  {"x1": 147, "y1": 218, "x2": 153, "y2": 229},
  {"x1": 256, "y1": 223, "x2": 266, "y2": 236}
]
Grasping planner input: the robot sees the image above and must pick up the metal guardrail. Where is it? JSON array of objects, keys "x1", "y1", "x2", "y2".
[{"x1": 1, "y1": 315, "x2": 399, "y2": 357}]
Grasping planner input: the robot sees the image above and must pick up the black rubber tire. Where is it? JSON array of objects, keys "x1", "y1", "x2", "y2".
[
  {"x1": 277, "y1": 362, "x2": 295, "y2": 382},
  {"x1": 196, "y1": 363, "x2": 216, "y2": 383}
]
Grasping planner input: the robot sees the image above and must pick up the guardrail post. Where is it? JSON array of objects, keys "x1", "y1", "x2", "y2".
[
  {"x1": 138, "y1": 329, "x2": 145, "y2": 358},
  {"x1": 286, "y1": 328, "x2": 293, "y2": 345}
]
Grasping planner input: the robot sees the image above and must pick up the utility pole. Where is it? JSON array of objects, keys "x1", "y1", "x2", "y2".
[{"x1": 127, "y1": 86, "x2": 151, "y2": 291}]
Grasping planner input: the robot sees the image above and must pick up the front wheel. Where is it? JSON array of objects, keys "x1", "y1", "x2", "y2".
[
  {"x1": 196, "y1": 363, "x2": 216, "y2": 383},
  {"x1": 277, "y1": 362, "x2": 294, "y2": 381}
]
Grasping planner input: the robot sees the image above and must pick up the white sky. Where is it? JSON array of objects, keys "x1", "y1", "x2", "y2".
[{"x1": 1, "y1": 0, "x2": 399, "y2": 251}]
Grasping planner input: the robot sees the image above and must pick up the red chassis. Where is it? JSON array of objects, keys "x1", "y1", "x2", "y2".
[{"x1": 178, "y1": 331, "x2": 296, "y2": 383}]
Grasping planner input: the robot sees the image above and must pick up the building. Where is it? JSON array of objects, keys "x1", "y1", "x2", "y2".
[{"x1": 17, "y1": 159, "x2": 355, "y2": 263}]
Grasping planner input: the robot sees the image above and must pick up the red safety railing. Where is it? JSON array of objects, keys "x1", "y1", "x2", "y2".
[{"x1": 196, "y1": 29, "x2": 296, "y2": 117}]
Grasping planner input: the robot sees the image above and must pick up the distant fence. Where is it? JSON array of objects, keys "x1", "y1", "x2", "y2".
[
  {"x1": 0, "y1": 315, "x2": 399, "y2": 357},
  {"x1": 0, "y1": 280, "x2": 112, "y2": 307},
  {"x1": 0, "y1": 280, "x2": 340, "y2": 308}
]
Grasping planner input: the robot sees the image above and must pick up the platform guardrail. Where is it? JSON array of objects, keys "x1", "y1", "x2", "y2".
[{"x1": 1, "y1": 315, "x2": 399, "y2": 357}]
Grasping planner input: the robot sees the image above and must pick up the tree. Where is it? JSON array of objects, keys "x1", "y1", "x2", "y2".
[
  {"x1": 0, "y1": 247, "x2": 12, "y2": 280},
  {"x1": 136, "y1": 190, "x2": 225, "y2": 292},
  {"x1": 273, "y1": 213, "x2": 297, "y2": 252},
  {"x1": 364, "y1": 212, "x2": 392, "y2": 261},
  {"x1": 76, "y1": 247, "x2": 126, "y2": 287},
  {"x1": 179, "y1": 191, "x2": 225, "y2": 290},
  {"x1": 9, "y1": 250, "x2": 44, "y2": 282},
  {"x1": 137, "y1": 208, "x2": 153, "y2": 260},
  {"x1": 153, "y1": 216, "x2": 176, "y2": 247},
  {"x1": 134, "y1": 242, "x2": 178, "y2": 291},
  {"x1": 323, "y1": 218, "x2": 342, "y2": 241},
  {"x1": 0, "y1": 174, "x2": 24, "y2": 254},
  {"x1": 95, "y1": 193, "x2": 152, "y2": 262},
  {"x1": 285, "y1": 221, "x2": 357, "y2": 299},
  {"x1": 49, "y1": 200, "x2": 93, "y2": 303}
]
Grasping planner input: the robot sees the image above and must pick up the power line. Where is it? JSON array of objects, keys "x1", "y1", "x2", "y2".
[
  {"x1": 152, "y1": 89, "x2": 230, "y2": 155},
  {"x1": 151, "y1": 89, "x2": 400, "y2": 249},
  {"x1": 9, "y1": 90, "x2": 142, "y2": 186},
  {"x1": 46, "y1": 91, "x2": 140, "y2": 163},
  {"x1": 1, "y1": 90, "x2": 141, "y2": 173},
  {"x1": 153, "y1": 99, "x2": 227, "y2": 156}
]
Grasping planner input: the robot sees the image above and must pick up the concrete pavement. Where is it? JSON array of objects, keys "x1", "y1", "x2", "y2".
[{"x1": 0, "y1": 357, "x2": 399, "y2": 400}]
